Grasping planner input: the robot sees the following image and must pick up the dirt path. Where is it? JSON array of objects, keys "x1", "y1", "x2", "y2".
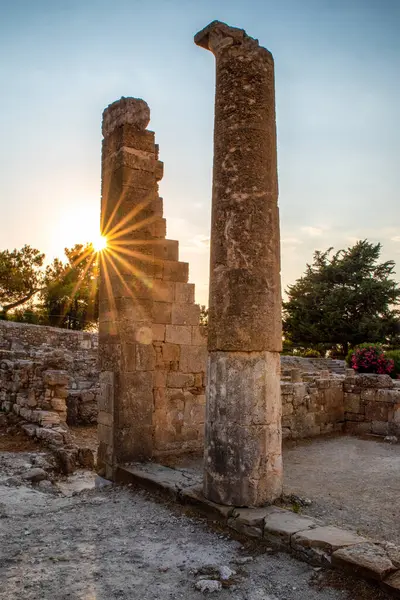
[
  {"x1": 283, "y1": 435, "x2": 400, "y2": 545},
  {"x1": 0, "y1": 450, "x2": 390, "y2": 600}
]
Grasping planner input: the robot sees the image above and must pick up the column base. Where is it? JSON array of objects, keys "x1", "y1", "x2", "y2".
[{"x1": 203, "y1": 350, "x2": 282, "y2": 506}]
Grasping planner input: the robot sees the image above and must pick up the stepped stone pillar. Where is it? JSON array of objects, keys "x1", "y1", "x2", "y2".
[
  {"x1": 195, "y1": 21, "x2": 283, "y2": 506},
  {"x1": 97, "y1": 97, "x2": 207, "y2": 479}
]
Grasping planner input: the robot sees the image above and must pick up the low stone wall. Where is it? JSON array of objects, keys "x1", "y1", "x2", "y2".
[
  {"x1": 344, "y1": 372, "x2": 400, "y2": 436},
  {"x1": 0, "y1": 348, "x2": 70, "y2": 445},
  {"x1": 2, "y1": 321, "x2": 399, "y2": 449},
  {"x1": 0, "y1": 320, "x2": 97, "y2": 353},
  {"x1": 281, "y1": 377, "x2": 344, "y2": 440},
  {"x1": 0, "y1": 321, "x2": 99, "y2": 426}
]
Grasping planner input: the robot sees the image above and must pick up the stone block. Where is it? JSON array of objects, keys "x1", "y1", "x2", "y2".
[
  {"x1": 345, "y1": 412, "x2": 365, "y2": 422},
  {"x1": 153, "y1": 239, "x2": 179, "y2": 261},
  {"x1": 376, "y1": 389, "x2": 400, "y2": 403},
  {"x1": 357, "y1": 374, "x2": 393, "y2": 389},
  {"x1": 165, "y1": 325, "x2": 192, "y2": 346},
  {"x1": 120, "y1": 343, "x2": 136, "y2": 372},
  {"x1": 175, "y1": 282, "x2": 195, "y2": 304},
  {"x1": 153, "y1": 301, "x2": 172, "y2": 324},
  {"x1": 281, "y1": 382, "x2": 294, "y2": 395},
  {"x1": 161, "y1": 343, "x2": 181, "y2": 364},
  {"x1": 361, "y1": 388, "x2": 377, "y2": 402},
  {"x1": 372, "y1": 420, "x2": 390, "y2": 435},
  {"x1": 152, "y1": 280, "x2": 175, "y2": 303},
  {"x1": 192, "y1": 326, "x2": 207, "y2": 346},
  {"x1": 332, "y1": 543, "x2": 396, "y2": 581},
  {"x1": 99, "y1": 371, "x2": 114, "y2": 413},
  {"x1": 292, "y1": 526, "x2": 366, "y2": 559},
  {"x1": 263, "y1": 507, "x2": 316, "y2": 547},
  {"x1": 98, "y1": 343, "x2": 122, "y2": 371},
  {"x1": 98, "y1": 411, "x2": 113, "y2": 427},
  {"x1": 35, "y1": 427, "x2": 63, "y2": 445},
  {"x1": 51, "y1": 398, "x2": 66, "y2": 412},
  {"x1": 344, "y1": 393, "x2": 361, "y2": 414},
  {"x1": 171, "y1": 303, "x2": 200, "y2": 326},
  {"x1": 153, "y1": 370, "x2": 167, "y2": 388},
  {"x1": 114, "y1": 425, "x2": 153, "y2": 462},
  {"x1": 228, "y1": 507, "x2": 271, "y2": 539},
  {"x1": 43, "y1": 370, "x2": 69, "y2": 387},
  {"x1": 135, "y1": 343, "x2": 156, "y2": 371},
  {"x1": 148, "y1": 218, "x2": 166, "y2": 239},
  {"x1": 179, "y1": 345, "x2": 207, "y2": 374},
  {"x1": 163, "y1": 260, "x2": 189, "y2": 283},
  {"x1": 365, "y1": 402, "x2": 392, "y2": 422},
  {"x1": 167, "y1": 372, "x2": 195, "y2": 388},
  {"x1": 152, "y1": 324, "x2": 166, "y2": 342},
  {"x1": 345, "y1": 421, "x2": 372, "y2": 435}
]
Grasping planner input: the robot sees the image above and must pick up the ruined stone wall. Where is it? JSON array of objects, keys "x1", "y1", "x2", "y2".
[
  {"x1": 0, "y1": 321, "x2": 99, "y2": 425},
  {"x1": 344, "y1": 372, "x2": 400, "y2": 436},
  {"x1": 281, "y1": 377, "x2": 345, "y2": 440},
  {"x1": 0, "y1": 320, "x2": 97, "y2": 353},
  {"x1": 0, "y1": 348, "x2": 70, "y2": 445}
]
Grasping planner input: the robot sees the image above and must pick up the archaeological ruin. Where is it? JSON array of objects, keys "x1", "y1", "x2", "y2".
[
  {"x1": 195, "y1": 21, "x2": 283, "y2": 506},
  {"x1": 97, "y1": 97, "x2": 207, "y2": 480}
]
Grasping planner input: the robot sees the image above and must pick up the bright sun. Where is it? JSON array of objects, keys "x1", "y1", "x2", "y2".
[{"x1": 93, "y1": 234, "x2": 108, "y2": 252}]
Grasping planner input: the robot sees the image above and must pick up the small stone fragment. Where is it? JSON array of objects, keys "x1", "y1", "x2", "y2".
[
  {"x1": 195, "y1": 579, "x2": 222, "y2": 593},
  {"x1": 384, "y1": 436, "x2": 398, "y2": 444},
  {"x1": 218, "y1": 565, "x2": 236, "y2": 580},
  {"x1": 332, "y1": 542, "x2": 396, "y2": 581},
  {"x1": 22, "y1": 468, "x2": 48, "y2": 483}
]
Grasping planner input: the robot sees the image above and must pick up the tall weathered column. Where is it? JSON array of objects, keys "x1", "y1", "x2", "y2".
[
  {"x1": 195, "y1": 21, "x2": 283, "y2": 506},
  {"x1": 97, "y1": 98, "x2": 163, "y2": 477}
]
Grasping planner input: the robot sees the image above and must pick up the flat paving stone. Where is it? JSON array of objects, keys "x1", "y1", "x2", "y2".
[
  {"x1": 117, "y1": 463, "x2": 202, "y2": 497},
  {"x1": 263, "y1": 506, "x2": 316, "y2": 546},
  {"x1": 292, "y1": 525, "x2": 366, "y2": 554},
  {"x1": 332, "y1": 542, "x2": 396, "y2": 581}
]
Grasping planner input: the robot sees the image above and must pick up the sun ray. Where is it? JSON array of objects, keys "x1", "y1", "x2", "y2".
[
  {"x1": 59, "y1": 252, "x2": 97, "y2": 325},
  {"x1": 99, "y1": 252, "x2": 119, "y2": 337},
  {"x1": 106, "y1": 247, "x2": 154, "y2": 289}
]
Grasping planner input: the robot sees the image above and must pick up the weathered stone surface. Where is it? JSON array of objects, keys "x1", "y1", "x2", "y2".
[
  {"x1": 22, "y1": 468, "x2": 48, "y2": 483},
  {"x1": 263, "y1": 507, "x2": 316, "y2": 546},
  {"x1": 98, "y1": 96, "x2": 207, "y2": 469},
  {"x1": 196, "y1": 21, "x2": 282, "y2": 506},
  {"x1": 102, "y1": 97, "x2": 150, "y2": 136},
  {"x1": 383, "y1": 570, "x2": 400, "y2": 598},
  {"x1": 195, "y1": 21, "x2": 281, "y2": 353},
  {"x1": 332, "y1": 543, "x2": 396, "y2": 581},
  {"x1": 204, "y1": 350, "x2": 282, "y2": 506},
  {"x1": 292, "y1": 526, "x2": 366, "y2": 555},
  {"x1": 44, "y1": 370, "x2": 69, "y2": 386}
]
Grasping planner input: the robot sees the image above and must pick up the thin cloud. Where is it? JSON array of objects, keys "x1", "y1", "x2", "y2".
[{"x1": 300, "y1": 226, "x2": 325, "y2": 237}]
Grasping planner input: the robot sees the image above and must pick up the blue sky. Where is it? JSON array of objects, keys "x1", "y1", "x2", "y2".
[{"x1": 0, "y1": 0, "x2": 399, "y2": 304}]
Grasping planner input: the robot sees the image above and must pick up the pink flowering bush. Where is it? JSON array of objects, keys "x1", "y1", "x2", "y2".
[{"x1": 350, "y1": 344, "x2": 394, "y2": 375}]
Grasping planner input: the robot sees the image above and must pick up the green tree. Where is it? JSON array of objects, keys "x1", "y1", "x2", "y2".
[
  {"x1": 41, "y1": 243, "x2": 99, "y2": 330},
  {"x1": 283, "y1": 240, "x2": 400, "y2": 355},
  {"x1": 0, "y1": 245, "x2": 45, "y2": 318}
]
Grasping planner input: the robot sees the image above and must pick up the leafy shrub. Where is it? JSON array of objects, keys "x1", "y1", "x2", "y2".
[
  {"x1": 350, "y1": 344, "x2": 394, "y2": 375},
  {"x1": 385, "y1": 350, "x2": 400, "y2": 378},
  {"x1": 303, "y1": 349, "x2": 321, "y2": 358}
]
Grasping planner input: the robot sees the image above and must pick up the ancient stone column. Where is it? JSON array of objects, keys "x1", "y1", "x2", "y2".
[{"x1": 195, "y1": 21, "x2": 283, "y2": 506}]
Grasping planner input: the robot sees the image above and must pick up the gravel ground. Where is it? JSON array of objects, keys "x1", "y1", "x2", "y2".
[
  {"x1": 0, "y1": 451, "x2": 391, "y2": 600},
  {"x1": 283, "y1": 435, "x2": 400, "y2": 545}
]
